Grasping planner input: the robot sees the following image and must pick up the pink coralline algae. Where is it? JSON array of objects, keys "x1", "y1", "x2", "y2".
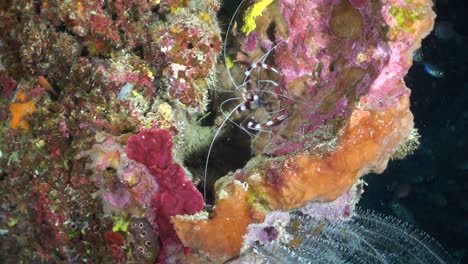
[
  {"x1": 299, "y1": 179, "x2": 365, "y2": 220},
  {"x1": 76, "y1": 134, "x2": 159, "y2": 213},
  {"x1": 33, "y1": 182, "x2": 67, "y2": 260},
  {"x1": 242, "y1": 211, "x2": 292, "y2": 250},
  {"x1": 126, "y1": 128, "x2": 204, "y2": 261},
  {"x1": 0, "y1": 73, "x2": 17, "y2": 101}
]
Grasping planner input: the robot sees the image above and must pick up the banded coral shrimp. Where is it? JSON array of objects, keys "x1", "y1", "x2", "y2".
[
  {"x1": 200, "y1": 0, "x2": 330, "y2": 207},
  {"x1": 200, "y1": 0, "x2": 381, "y2": 207}
]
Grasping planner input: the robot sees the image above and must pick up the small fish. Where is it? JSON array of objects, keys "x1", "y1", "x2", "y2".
[
  {"x1": 423, "y1": 62, "x2": 444, "y2": 78},
  {"x1": 434, "y1": 21, "x2": 456, "y2": 40},
  {"x1": 412, "y1": 49, "x2": 424, "y2": 63},
  {"x1": 38, "y1": 75, "x2": 59, "y2": 97},
  {"x1": 457, "y1": 162, "x2": 468, "y2": 171},
  {"x1": 434, "y1": 21, "x2": 464, "y2": 45}
]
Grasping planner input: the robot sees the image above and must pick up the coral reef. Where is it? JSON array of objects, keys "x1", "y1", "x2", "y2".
[
  {"x1": 0, "y1": 0, "x2": 440, "y2": 263},
  {"x1": 0, "y1": 0, "x2": 219, "y2": 262},
  {"x1": 173, "y1": 96, "x2": 415, "y2": 261},
  {"x1": 76, "y1": 132, "x2": 159, "y2": 215},
  {"x1": 172, "y1": 0, "x2": 436, "y2": 262}
]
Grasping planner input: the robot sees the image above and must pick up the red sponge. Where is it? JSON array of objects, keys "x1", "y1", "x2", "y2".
[{"x1": 126, "y1": 129, "x2": 204, "y2": 261}]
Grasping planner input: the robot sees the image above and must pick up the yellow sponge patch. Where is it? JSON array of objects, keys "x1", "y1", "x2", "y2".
[{"x1": 241, "y1": 0, "x2": 274, "y2": 34}]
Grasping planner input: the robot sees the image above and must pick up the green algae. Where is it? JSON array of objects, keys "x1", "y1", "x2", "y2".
[
  {"x1": 112, "y1": 218, "x2": 129, "y2": 233},
  {"x1": 247, "y1": 188, "x2": 271, "y2": 211}
]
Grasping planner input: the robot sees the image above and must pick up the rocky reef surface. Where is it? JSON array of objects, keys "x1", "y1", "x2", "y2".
[{"x1": 0, "y1": 0, "x2": 435, "y2": 263}]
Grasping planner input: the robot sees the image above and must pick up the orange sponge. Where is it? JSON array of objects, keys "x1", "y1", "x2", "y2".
[
  {"x1": 172, "y1": 96, "x2": 413, "y2": 262},
  {"x1": 9, "y1": 92, "x2": 36, "y2": 130},
  {"x1": 264, "y1": 96, "x2": 413, "y2": 210},
  {"x1": 172, "y1": 182, "x2": 264, "y2": 263}
]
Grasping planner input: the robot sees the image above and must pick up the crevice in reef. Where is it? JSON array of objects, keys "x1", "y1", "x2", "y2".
[
  {"x1": 186, "y1": 94, "x2": 253, "y2": 206},
  {"x1": 187, "y1": 126, "x2": 252, "y2": 206}
]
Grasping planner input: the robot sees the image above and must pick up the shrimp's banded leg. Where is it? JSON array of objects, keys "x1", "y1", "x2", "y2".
[
  {"x1": 236, "y1": 61, "x2": 280, "y2": 90},
  {"x1": 237, "y1": 93, "x2": 261, "y2": 113},
  {"x1": 247, "y1": 114, "x2": 288, "y2": 131},
  {"x1": 245, "y1": 62, "x2": 279, "y2": 75}
]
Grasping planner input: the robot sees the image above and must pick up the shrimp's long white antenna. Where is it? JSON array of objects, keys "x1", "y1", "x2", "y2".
[
  {"x1": 203, "y1": 100, "x2": 245, "y2": 207},
  {"x1": 224, "y1": 0, "x2": 247, "y2": 86},
  {"x1": 224, "y1": 0, "x2": 286, "y2": 88}
]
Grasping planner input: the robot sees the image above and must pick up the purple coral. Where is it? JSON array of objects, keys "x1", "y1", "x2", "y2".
[{"x1": 242, "y1": 211, "x2": 291, "y2": 249}]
